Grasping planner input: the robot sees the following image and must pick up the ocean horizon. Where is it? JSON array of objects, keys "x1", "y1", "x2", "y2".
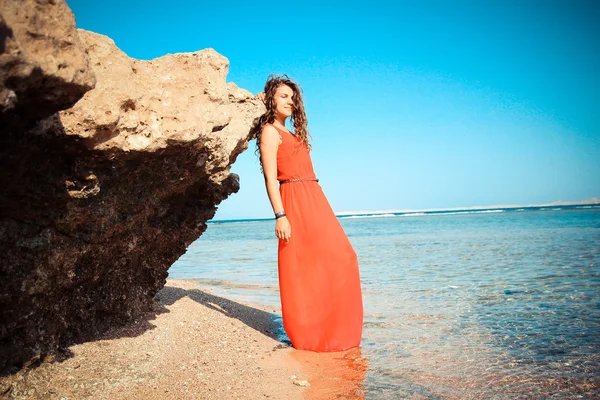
[{"x1": 209, "y1": 200, "x2": 600, "y2": 224}]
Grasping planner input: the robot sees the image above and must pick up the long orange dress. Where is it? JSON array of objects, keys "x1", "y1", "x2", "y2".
[{"x1": 271, "y1": 124, "x2": 363, "y2": 352}]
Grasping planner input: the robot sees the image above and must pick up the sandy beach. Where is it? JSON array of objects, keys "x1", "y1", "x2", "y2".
[{"x1": 1, "y1": 280, "x2": 366, "y2": 400}]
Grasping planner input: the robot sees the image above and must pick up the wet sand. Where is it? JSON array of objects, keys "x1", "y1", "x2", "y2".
[{"x1": 1, "y1": 279, "x2": 367, "y2": 399}]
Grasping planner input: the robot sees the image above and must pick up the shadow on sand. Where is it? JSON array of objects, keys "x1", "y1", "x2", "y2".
[{"x1": 154, "y1": 284, "x2": 282, "y2": 341}]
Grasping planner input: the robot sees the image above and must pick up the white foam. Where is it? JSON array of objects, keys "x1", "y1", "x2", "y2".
[
  {"x1": 431, "y1": 210, "x2": 505, "y2": 216},
  {"x1": 345, "y1": 213, "x2": 397, "y2": 219}
]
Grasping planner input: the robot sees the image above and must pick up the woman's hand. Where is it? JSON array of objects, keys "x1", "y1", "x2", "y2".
[
  {"x1": 275, "y1": 216, "x2": 291, "y2": 242},
  {"x1": 256, "y1": 92, "x2": 266, "y2": 104}
]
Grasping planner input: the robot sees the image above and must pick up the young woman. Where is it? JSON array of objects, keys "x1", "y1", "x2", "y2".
[{"x1": 255, "y1": 75, "x2": 363, "y2": 352}]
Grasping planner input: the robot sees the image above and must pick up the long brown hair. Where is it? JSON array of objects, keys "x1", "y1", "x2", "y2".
[{"x1": 253, "y1": 74, "x2": 311, "y2": 164}]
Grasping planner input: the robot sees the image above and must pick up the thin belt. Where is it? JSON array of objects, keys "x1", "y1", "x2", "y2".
[{"x1": 279, "y1": 177, "x2": 319, "y2": 184}]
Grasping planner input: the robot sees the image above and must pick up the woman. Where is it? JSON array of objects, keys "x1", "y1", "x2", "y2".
[{"x1": 255, "y1": 75, "x2": 363, "y2": 352}]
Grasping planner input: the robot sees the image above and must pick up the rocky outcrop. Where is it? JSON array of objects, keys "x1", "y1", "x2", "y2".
[{"x1": 0, "y1": 0, "x2": 264, "y2": 372}]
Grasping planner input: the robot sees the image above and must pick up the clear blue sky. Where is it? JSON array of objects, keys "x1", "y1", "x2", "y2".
[{"x1": 67, "y1": 0, "x2": 599, "y2": 220}]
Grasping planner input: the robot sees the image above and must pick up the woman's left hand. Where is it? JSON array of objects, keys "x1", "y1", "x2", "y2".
[{"x1": 275, "y1": 216, "x2": 291, "y2": 243}]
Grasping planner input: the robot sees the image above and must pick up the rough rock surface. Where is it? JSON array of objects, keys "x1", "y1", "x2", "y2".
[
  {"x1": 0, "y1": 4, "x2": 264, "y2": 372},
  {"x1": 0, "y1": 0, "x2": 96, "y2": 130}
]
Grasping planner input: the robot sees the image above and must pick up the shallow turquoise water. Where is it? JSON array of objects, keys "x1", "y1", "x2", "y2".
[{"x1": 170, "y1": 207, "x2": 600, "y2": 399}]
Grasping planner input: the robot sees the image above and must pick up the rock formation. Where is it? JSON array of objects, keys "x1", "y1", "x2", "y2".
[{"x1": 0, "y1": 0, "x2": 264, "y2": 372}]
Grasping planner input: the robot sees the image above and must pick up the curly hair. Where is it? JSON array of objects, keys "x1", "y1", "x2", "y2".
[{"x1": 252, "y1": 74, "x2": 311, "y2": 165}]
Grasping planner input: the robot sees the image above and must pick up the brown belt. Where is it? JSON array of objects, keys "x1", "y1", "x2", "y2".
[{"x1": 279, "y1": 178, "x2": 319, "y2": 184}]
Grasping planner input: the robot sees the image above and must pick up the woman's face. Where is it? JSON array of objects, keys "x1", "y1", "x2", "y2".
[{"x1": 273, "y1": 84, "x2": 294, "y2": 119}]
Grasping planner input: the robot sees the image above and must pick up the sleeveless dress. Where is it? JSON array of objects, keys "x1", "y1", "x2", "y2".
[{"x1": 271, "y1": 124, "x2": 363, "y2": 352}]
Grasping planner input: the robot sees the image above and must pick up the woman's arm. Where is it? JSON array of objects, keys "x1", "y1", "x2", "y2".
[{"x1": 260, "y1": 125, "x2": 291, "y2": 242}]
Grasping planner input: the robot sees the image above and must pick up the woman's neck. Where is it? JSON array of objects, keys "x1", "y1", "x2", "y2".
[{"x1": 274, "y1": 116, "x2": 287, "y2": 130}]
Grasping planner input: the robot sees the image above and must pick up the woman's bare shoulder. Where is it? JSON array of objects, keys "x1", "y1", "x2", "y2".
[{"x1": 261, "y1": 124, "x2": 282, "y2": 144}]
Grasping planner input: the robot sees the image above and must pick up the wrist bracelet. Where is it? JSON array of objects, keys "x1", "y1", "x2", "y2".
[{"x1": 275, "y1": 211, "x2": 286, "y2": 219}]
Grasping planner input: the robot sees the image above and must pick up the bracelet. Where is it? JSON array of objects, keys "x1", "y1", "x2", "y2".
[{"x1": 275, "y1": 211, "x2": 286, "y2": 219}]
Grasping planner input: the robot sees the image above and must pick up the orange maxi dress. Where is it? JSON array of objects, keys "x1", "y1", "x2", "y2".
[{"x1": 271, "y1": 124, "x2": 364, "y2": 352}]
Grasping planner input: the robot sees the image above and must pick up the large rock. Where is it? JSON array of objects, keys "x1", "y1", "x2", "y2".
[{"x1": 0, "y1": 7, "x2": 264, "y2": 372}]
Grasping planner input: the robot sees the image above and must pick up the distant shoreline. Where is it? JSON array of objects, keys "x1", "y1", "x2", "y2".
[
  {"x1": 210, "y1": 198, "x2": 600, "y2": 224},
  {"x1": 335, "y1": 197, "x2": 600, "y2": 216}
]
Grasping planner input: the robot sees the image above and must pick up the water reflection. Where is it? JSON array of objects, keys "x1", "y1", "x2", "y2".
[{"x1": 289, "y1": 346, "x2": 368, "y2": 400}]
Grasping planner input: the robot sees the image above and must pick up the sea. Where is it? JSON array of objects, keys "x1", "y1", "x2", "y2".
[{"x1": 169, "y1": 205, "x2": 600, "y2": 399}]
